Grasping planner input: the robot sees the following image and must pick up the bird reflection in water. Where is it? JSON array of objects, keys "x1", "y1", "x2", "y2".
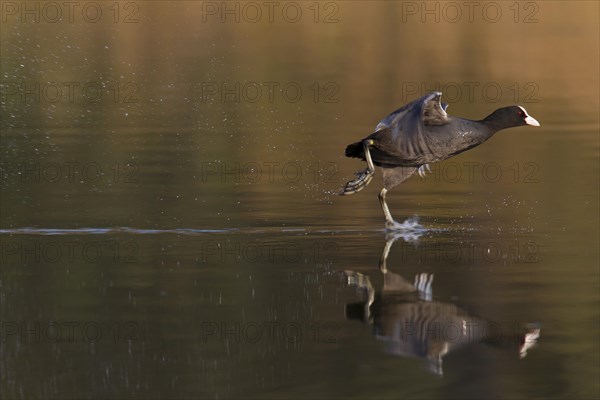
[{"x1": 343, "y1": 232, "x2": 540, "y2": 376}]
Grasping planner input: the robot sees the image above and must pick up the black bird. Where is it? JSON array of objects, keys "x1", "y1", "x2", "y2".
[
  {"x1": 343, "y1": 233, "x2": 541, "y2": 375},
  {"x1": 340, "y1": 92, "x2": 540, "y2": 228}
]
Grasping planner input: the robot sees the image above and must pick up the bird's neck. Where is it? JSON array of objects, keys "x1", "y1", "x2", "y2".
[
  {"x1": 479, "y1": 112, "x2": 510, "y2": 134},
  {"x1": 458, "y1": 117, "x2": 497, "y2": 141}
]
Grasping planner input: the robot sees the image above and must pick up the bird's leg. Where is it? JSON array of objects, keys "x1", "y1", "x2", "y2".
[
  {"x1": 343, "y1": 270, "x2": 375, "y2": 322},
  {"x1": 378, "y1": 234, "x2": 397, "y2": 274},
  {"x1": 378, "y1": 187, "x2": 398, "y2": 227},
  {"x1": 363, "y1": 139, "x2": 375, "y2": 172},
  {"x1": 339, "y1": 140, "x2": 375, "y2": 195}
]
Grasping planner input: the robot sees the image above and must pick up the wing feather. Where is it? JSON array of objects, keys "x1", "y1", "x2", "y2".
[{"x1": 366, "y1": 92, "x2": 450, "y2": 167}]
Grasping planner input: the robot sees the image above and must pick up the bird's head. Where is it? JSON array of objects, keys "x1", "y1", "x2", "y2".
[{"x1": 484, "y1": 106, "x2": 540, "y2": 130}]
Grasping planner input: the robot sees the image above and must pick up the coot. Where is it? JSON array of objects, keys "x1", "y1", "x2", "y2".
[{"x1": 340, "y1": 91, "x2": 540, "y2": 228}]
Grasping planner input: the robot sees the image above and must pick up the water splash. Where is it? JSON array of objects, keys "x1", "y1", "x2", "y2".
[{"x1": 385, "y1": 216, "x2": 428, "y2": 242}]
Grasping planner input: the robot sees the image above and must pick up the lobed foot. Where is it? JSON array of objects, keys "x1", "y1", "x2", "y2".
[
  {"x1": 339, "y1": 168, "x2": 374, "y2": 195},
  {"x1": 340, "y1": 140, "x2": 376, "y2": 195}
]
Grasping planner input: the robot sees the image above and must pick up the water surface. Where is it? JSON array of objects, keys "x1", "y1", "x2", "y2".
[{"x1": 1, "y1": 2, "x2": 599, "y2": 399}]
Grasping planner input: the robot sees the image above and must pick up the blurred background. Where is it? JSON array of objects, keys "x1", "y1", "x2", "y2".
[{"x1": 1, "y1": 1, "x2": 598, "y2": 399}]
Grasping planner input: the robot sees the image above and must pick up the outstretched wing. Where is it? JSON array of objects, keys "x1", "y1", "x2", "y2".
[
  {"x1": 375, "y1": 92, "x2": 449, "y2": 131},
  {"x1": 368, "y1": 92, "x2": 450, "y2": 167}
]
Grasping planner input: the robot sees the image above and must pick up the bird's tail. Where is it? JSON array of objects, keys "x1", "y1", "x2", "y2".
[{"x1": 345, "y1": 141, "x2": 364, "y2": 159}]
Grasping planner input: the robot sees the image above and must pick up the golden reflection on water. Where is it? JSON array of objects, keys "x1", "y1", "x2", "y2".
[{"x1": 1, "y1": 1, "x2": 598, "y2": 399}]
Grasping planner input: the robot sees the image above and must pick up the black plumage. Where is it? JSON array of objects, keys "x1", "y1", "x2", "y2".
[{"x1": 340, "y1": 92, "x2": 540, "y2": 228}]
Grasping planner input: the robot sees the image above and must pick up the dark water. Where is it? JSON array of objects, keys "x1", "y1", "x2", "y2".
[{"x1": 1, "y1": 2, "x2": 599, "y2": 399}]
